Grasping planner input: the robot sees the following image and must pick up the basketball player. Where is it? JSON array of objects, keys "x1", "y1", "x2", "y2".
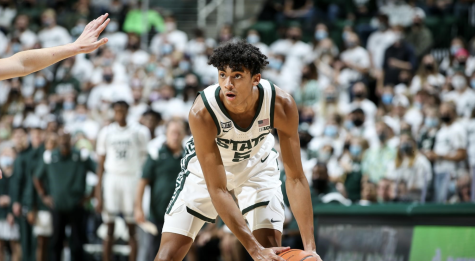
[
  {"x1": 0, "y1": 14, "x2": 109, "y2": 81},
  {"x1": 156, "y1": 41, "x2": 322, "y2": 261},
  {"x1": 95, "y1": 100, "x2": 150, "y2": 261}
]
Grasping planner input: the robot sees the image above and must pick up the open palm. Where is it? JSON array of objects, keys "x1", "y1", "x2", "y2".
[{"x1": 74, "y1": 13, "x2": 110, "y2": 53}]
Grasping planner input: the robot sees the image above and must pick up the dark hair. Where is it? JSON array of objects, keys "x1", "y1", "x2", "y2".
[
  {"x1": 111, "y1": 100, "x2": 129, "y2": 109},
  {"x1": 208, "y1": 40, "x2": 268, "y2": 76},
  {"x1": 352, "y1": 108, "x2": 365, "y2": 115},
  {"x1": 142, "y1": 109, "x2": 162, "y2": 121}
]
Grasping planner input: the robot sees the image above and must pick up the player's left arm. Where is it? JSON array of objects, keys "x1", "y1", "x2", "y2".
[
  {"x1": 0, "y1": 14, "x2": 110, "y2": 81},
  {"x1": 274, "y1": 87, "x2": 321, "y2": 260}
]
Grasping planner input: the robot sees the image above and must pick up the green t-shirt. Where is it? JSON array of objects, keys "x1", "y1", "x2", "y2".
[
  {"x1": 344, "y1": 161, "x2": 362, "y2": 202},
  {"x1": 27, "y1": 145, "x2": 50, "y2": 211},
  {"x1": 9, "y1": 145, "x2": 33, "y2": 207},
  {"x1": 35, "y1": 149, "x2": 96, "y2": 211},
  {"x1": 123, "y1": 9, "x2": 165, "y2": 34},
  {"x1": 142, "y1": 144, "x2": 183, "y2": 221}
]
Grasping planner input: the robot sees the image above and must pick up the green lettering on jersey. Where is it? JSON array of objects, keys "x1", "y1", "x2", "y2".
[
  {"x1": 232, "y1": 150, "x2": 252, "y2": 162},
  {"x1": 239, "y1": 140, "x2": 253, "y2": 151},
  {"x1": 217, "y1": 138, "x2": 230, "y2": 149},
  {"x1": 251, "y1": 133, "x2": 269, "y2": 147},
  {"x1": 230, "y1": 140, "x2": 240, "y2": 151}
]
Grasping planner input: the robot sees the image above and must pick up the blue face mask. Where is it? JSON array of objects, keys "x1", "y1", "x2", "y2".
[
  {"x1": 323, "y1": 125, "x2": 338, "y2": 138},
  {"x1": 268, "y1": 59, "x2": 283, "y2": 71},
  {"x1": 63, "y1": 102, "x2": 75, "y2": 111},
  {"x1": 349, "y1": 145, "x2": 362, "y2": 157},
  {"x1": 155, "y1": 67, "x2": 166, "y2": 78},
  {"x1": 247, "y1": 34, "x2": 260, "y2": 44},
  {"x1": 344, "y1": 120, "x2": 354, "y2": 130},
  {"x1": 381, "y1": 93, "x2": 393, "y2": 105},
  {"x1": 470, "y1": 79, "x2": 475, "y2": 89},
  {"x1": 162, "y1": 44, "x2": 173, "y2": 55},
  {"x1": 424, "y1": 117, "x2": 438, "y2": 128},
  {"x1": 0, "y1": 156, "x2": 13, "y2": 168},
  {"x1": 451, "y1": 45, "x2": 461, "y2": 55},
  {"x1": 35, "y1": 77, "x2": 46, "y2": 88},
  {"x1": 315, "y1": 30, "x2": 328, "y2": 41},
  {"x1": 76, "y1": 114, "x2": 87, "y2": 122},
  {"x1": 179, "y1": 61, "x2": 190, "y2": 72}
]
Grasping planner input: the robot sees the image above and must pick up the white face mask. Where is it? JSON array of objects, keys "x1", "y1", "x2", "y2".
[
  {"x1": 35, "y1": 104, "x2": 50, "y2": 117},
  {"x1": 451, "y1": 75, "x2": 467, "y2": 90}
]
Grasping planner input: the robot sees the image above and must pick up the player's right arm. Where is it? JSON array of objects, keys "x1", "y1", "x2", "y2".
[{"x1": 189, "y1": 96, "x2": 288, "y2": 261}]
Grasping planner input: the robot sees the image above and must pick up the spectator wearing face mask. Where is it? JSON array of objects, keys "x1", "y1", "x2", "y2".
[
  {"x1": 51, "y1": 58, "x2": 81, "y2": 96},
  {"x1": 91, "y1": 48, "x2": 128, "y2": 85},
  {"x1": 317, "y1": 85, "x2": 349, "y2": 121},
  {"x1": 443, "y1": 72, "x2": 475, "y2": 119},
  {"x1": 309, "y1": 114, "x2": 345, "y2": 157},
  {"x1": 311, "y1": 23, "x2": 339, "y2": 59},
  {"x1": 0, "y1": 145, "x2": 21, "y2": 261},
  {"x1": 310, "y1": 163, "x2": 338, "y2": 204},
  {"x1": 150, "y1": 15, "x2": 188, "y2": 56},
  {"x1": 424, "y1": 102, "x2": 467, "y2": 203},
  {"x1": 87, "y1": 67, "x2": 133, "y2": 111},
  {"x1": 347, "y1": 108, "x2": 379, "y2": 148},
  {"x1": 418, "y1": 107, "x2": 439, "y2": 155},
  {"x1": 376, "y1": 178, "x2": 393, "y2": 203},
  {"x1": 367, "y1": 14, "x2": 398, "y2": 70},
  {"x1": 386, "y1": 134, "x2": 432, "y2": 201},
  {"x1": 362, "y1": 122, "x2": 397, "y2": 183},
  {"x1": 340, "y1": 137, "x2": 369, "y2": 202},
  {"x1": 404, "y1": 9, "x2": 433, "y2": 60},
  {"x1": 37, "y1": 9, "x2": 71, "y2": 49},
  {"x1": 382, "y1": 25, "x2": 417, "y2": 86},
  {"x1": 349, "y1": 82, "x2": 377, "y2": 123},
  {"x1": 336, "y1": 32, "x2": 370, "y2": 88},
  {"x1": 186, "y1": 28, "x2": 216, "y2": 59},
  {"x1": 409, "y1": 54, "x2": 445, "y2": 95},
  {"x1": 440, "y1": 37, "x2": 467, "y2": 76},
  {"x1": 118, "y1": 33, "x2": 150, "y2": 66},
  {"x1": 64, "y1": 104, "x2": 100, "y2": 142},
  {"x1": 101, "y1": 18, "x2": 128, "y2": 54},
  {"x1": 246, "y1": 29, "x2": 269, "y2": 57}
]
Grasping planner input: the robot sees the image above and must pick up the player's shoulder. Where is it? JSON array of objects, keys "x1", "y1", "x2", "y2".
[{"x1": 273, "y1": 84, "x2": 296, "y2": 112}]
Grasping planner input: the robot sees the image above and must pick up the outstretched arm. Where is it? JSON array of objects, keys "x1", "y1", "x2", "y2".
[
  {"x1": 274, "y1": 87, "x2": 321, "y2": 260},
  {"x1": 0, "y1": 14, "x2": 110, "y2": 81},
  {"x1": 190, "y1": 96, "x2": 288, "y2": 261}
]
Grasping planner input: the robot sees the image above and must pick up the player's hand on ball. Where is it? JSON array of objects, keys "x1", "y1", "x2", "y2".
[
  {"x1": 253, "y1": 246, "x2": 290, "y2": 261},
  {"x1": 73, "y1": 13, "x2": 110, "y2": 53},
  {"x1": 303, "y1": 251, "x2": 322, "y2": 261}
]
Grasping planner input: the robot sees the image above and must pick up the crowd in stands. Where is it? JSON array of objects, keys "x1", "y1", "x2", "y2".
[{"x1": 0, "y1": 0, "x2": 475, "y2": 260}]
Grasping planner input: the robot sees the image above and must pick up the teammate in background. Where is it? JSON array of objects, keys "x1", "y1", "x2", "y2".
[
  {"x1": 95, "y1": 100, "x2": 151, "y2": 261},
  {"x1": 0, "y1": 14, "x2": 110, "y2": 82},
  {"x1": 156, "y1": 41, "x2": 321, "y2": 261}
]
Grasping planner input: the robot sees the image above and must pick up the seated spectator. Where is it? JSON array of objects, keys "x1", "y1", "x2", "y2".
[
  {"x1": 186, "y1": 28, "x2": 216, "y2": 59},
  {"x1": 405, "y1": 9, "x2": 433, "y2": 60},
  {"x1": 308, "y1": 113, "x2": 345, "y2": 157},
  {"x1": 150, "y1": 14, "x2": 188, "y2": 56},
  {"x1": 294, "y1": 62, "x2": 319, "y2": 109},
  {"x1": 117, "y1": 33, "x2": 150, "y2": 67},
  {"x1": 340, "y1": 137, "x2": 369, "y2": 202},
  {"x1": 90, "y1": 48, "x2": 128, "y2": 85},
  {"x1": 0, "y1": 0, "x2": 16, "y2": 33},
  {"x1": 443, "y1": 71, "x2": 475, "y2": 119},
  {"x1": 449, "y1": 174, "x2": 472, "y2": 203},
  {"x1": 335, "y1": 32, "x2": 370, "y2": 88},
  {"x1": 386, "y1": 134, "x2": 432, "y2": 201},
  {"x1": 246, "y1": 29, "x2": 269, "y2": 57},
  {"x1": 11, "y1": 15, "x2": 38, "y2": 50},
  {"x1": 409, "y1": 54, "x2": 445, "y2": 95},
  {"x1": 417, "y1": 106, "x2": 439, "y2": 152},
  {"x1": 101, "y1": 18, "x2": 128, "y2": 55},
  {"x1": 314, "y1": 143, "x2": 343, "y2": 180},
  {"x1": 376, "y1": 178, "x2": 393, "y2": 203},
  {"x1": 280, "y1": 0, "x2": 315, "y2": 29},
  {"x1": 87, "y1": 67, "x2": 132, "y2": 112},
  {"x1": 311, "y1": 23, "x2": 339, "y2": 59},
  {"x1": 362, "y1": 121, "x2": 397, "y2": 183},
  {"x1": 310, "y1": 163, "x2": 338, "y2": 204},
  {"x1": 424, "y1": 102, "x2": 467, "y2": 203},
  {"x1": 317, "y1": 86, "x2": 349, "y2": 121},
  {"x1": 347, "y1": 108, "x2": 379, "y2": 148},
  {"x1": 382, "y1": 25, "x2": 416, "y2": 86},
  {"x1": 359, "y1": 181, "x2": 377, "y2": 206},
  {"x1": 37, "y1": 9, "x2": 71, "y2": 48}
]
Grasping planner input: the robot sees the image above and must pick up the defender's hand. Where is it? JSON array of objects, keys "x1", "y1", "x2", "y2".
[{"x1": 73, "y1": 13, "x2": 110, "y2": 53}]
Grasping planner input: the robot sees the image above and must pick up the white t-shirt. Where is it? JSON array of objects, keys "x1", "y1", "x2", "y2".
[
  {"x1": 443, "y1": 88, "x2": 475, "y2": 119},
  {"x1": 91, "y1": 62, "x2": 128, "y2": 85},
  {"x1": 102, "y1": 32, "x2": 128, "y2": 54},
  {"x1": 350, "y1": 122, "x2": 379, "y2": 149},
  {"x1": 386, "y1": 153, "x2": 432, "y2": 190},
  {"x1": 18, "y1": 30, "x2": 38, "y2": 49},
  {"x1": 65, "y1": 117, "x2": 101, "y2": 141},
  {"x1": 38, "y1": 26, "x2": 71, "y2": 48},
  {"x1": 270, "y1": 39, "x2": 313, "y2": 69},
  {"x1": 433, "y1": 121, "x2": 467, "y2": 176},
  {"x1": 348, "y1": 99, "x2": 378, "y2": 123},
  {"x1": 409, "y1": 74, "x2": 445, "y2": 94},
  {"x1": 338, "y1": 46, "x2": 370, "y2": 86},
  {"x1": 464, "y1": 119, "x2": 475, "y2": 167},
  {"x1": 87, "y1": 83, "x2": 133, "y2": 110},
  {"x1": 150, "y1": 30, "x2": 188, "y2": 55},
  {"x1": 254, "y1": 42, "x2": 270, "y2": 57},
  {"x1": 96, "y1": 122, "x2": 151, "y2": 176},
  {"x1": 367, "y1": 30, "x2": 397, "y2": 69},
  {"x1": 0, "y1": 6, "x2": 16, "y2": 28},
  {"x1": 127, "y1": 102, "x2": 148, "y2": 124},
  {"x1": 0, "y1": 31, "x2": 7, "y2": 55}
]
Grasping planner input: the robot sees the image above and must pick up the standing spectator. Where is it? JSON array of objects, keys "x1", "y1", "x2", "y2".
[
  {"x1": 404, "y1": 9, "x2": 433, "y2": 60},
  {"x1": 94, "y1": 100, "x2": 150, "y2": 261},
  {"x1": 386, "y1": 134, "x2": 432, "y2": 201},
  {"x1": 336, "y1": 32, "x2": 370, "y2": 88},
  {"x1": 443, "y1": 71, "x2": 475, "y2": 119},
  {"x1": 382, "y1": 26, "x2": 416, "y2": 85},
  {"x1": 0, "y1": 146, "x2": 21, "y2": 261},
  {"x1": 37, "y1": 9, "x2": 71, "y2": 48},
  {"x1": 11, "y1": 15, "x2": 38, "y2": 50},
  {"x1": 366, "y1": 14, "x2": 397, "y2": 70},
  {"x1": 361, "y1": 121, "x2": 397, "y2": 183},
  {"x1": 349, "y1": 82, "x2": 378, "y2": 123},
  {"x1": 33, "y1": 129, "x2": 95, "y2": 261},
  {"x1": 424, "y1": 102, "x2": 467, "y2": 203},
  {"x1": 101, "y1": 18, "x2": 128, "y2": 55},
  {"x1": 150, "y1": 15, "x2": 188, "y2": 56},
  {"x1": 134, "y1": 118, "x2": 186, "y2": 261},
  {"x1": 310, "y1": 163, "x2": 337, "y2": 204},
  {"x1": 409, "y1": 54, "x2": 445, "y2": 95},
  {"x1": 123, "y1": 2, "x2": 164, "y2": 35},
  {"x1": 417, "y1": 106, "x2": 440, "y2": 153}
]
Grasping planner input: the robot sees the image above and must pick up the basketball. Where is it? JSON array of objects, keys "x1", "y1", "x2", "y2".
[{"x1": 278, "y1": 249, "x2": 318, "y2": 261}]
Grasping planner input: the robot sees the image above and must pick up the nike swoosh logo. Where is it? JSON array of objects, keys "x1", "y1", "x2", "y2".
[
  {"x1": 261, "y1": 154, "x2": 270, "y2": 163},
  {"x1": 270, "y1": 218, "x2": 281, "y2": 223}
]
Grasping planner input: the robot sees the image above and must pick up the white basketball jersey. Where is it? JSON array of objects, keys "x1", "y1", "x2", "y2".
[
  {"x1": 96, "y1": 122, "x2": 151, "y2": 176},
  {"x1": 184, "y1": 78, "x2": 277, "y2": 173}
]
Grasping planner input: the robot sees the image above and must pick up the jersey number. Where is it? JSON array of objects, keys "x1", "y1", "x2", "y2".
[
  {"x1": 116, "y1": 150, "x2": 127, "y2": 159},
  {"x1": 232, "y1": 151, "x2": 251, "y2": 162}
]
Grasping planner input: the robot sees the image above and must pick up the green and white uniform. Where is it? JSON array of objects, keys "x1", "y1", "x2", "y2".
[{"x1": 163, "y1": 79, "x2": 285, "y2": 240}]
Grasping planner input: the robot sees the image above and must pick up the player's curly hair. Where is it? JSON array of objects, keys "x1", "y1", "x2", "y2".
[{"x1": 208, "y1": 40, "x2": 268, "y2": 76}]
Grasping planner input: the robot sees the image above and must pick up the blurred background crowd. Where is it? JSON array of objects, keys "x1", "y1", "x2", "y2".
[{"x1": 0, "y1": 0, "x2": 475, "y2": 260}]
